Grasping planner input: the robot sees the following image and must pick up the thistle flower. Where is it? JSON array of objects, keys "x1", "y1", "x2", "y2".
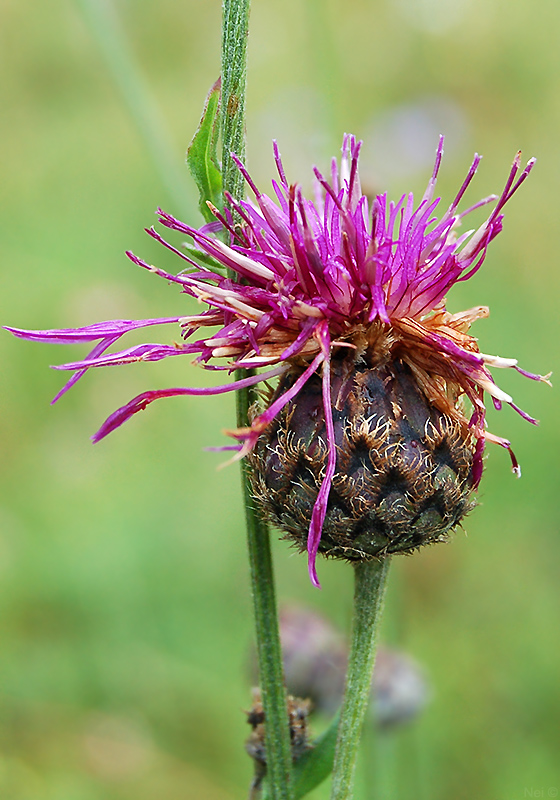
[{"x1": 6, "y1": 136, "x2": 548, "y2": 586}]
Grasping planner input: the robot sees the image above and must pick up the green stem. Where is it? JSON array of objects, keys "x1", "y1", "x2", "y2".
[
  {"x1": 240, "y1": 435, "x2": 294, "y2": 800},
  {"x1": 330, "y1": 558, "x2": 391, "y2": 800},
  {"x1": 221, "y1": 2, "x2": 294, "y2": 798},
  {"x1": 221, "y1": 0, "x2": 250, "y2": 211},
  {"x1": 76, "y1": 0, "x2": 192, "y2": 216}
]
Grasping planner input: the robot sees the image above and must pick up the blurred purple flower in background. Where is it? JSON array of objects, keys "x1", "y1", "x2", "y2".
[{"x1": 261, "y1": 606, "x2": 430, "y2": 728}]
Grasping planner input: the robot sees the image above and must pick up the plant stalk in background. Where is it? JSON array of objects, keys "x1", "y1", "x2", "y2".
[{"x1": 77, "y1": 0, "x2": 192, "y2": 215}]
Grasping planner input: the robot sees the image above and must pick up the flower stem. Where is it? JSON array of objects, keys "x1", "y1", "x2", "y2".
[
  {"x1": 221, "y1": 0, "x2": 250, "y2": 210},
  {"x1": 236, "y1": 390, "x2": 294, "y2": 800},
  {"x1": 330, "y1": 558, "x2": 391, "y2": 800},
  {"x1": 221, "y1": 2, "x2": 294, "y2": 798}
]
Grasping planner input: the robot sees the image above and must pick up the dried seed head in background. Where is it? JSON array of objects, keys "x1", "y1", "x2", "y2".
[{"x1": 245, "y1": 688, "x2": 312, "y2": 794}]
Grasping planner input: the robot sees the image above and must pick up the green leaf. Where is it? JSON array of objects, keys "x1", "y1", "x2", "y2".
[
  {"x1": 187, "y1": 78, "x2": 223, "y2": 223},
  {"x1": 293, "y1": 712, "x2": 340, "y2": 798},
  {"x1": 261, "y1": 712, "x2": 340, "y2": 800},
  {"x1": 182, "y1": 244, "x2": 227, "y2": 274}
]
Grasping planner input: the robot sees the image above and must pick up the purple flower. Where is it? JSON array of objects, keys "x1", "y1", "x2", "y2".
[{"x1": 6, "y1": 135, "x2": 549, "y2": 586}]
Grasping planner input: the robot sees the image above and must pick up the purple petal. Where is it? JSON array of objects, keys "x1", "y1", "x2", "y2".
[
  {"x1": 306, "y1": 323, "x2": 336, "y2": 589},
  {"x1": 472, "y1": 436, "x2": 485, "y2": 489},
  {"x1": 508, "y1": 402, "x2": 539, "y2": 425},
  {"x1": 92, "y1": 364, "x2": 287, "y2": 442},
  {"x1": 514, "y1": 365, "x2": 552, "y2": 384},
  {"x1": 4, "y1": 317, "x2": 181, "y2": 344},
  {"x1": 53, "y1": 342, "x2": 198, "y2": 371},
  {"x1": 51, "y1": 335, "x2": 120, "y2": 404}
]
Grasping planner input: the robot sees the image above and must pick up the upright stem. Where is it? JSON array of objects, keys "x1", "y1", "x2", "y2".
[
  {"x1": 222, "y1": 0, "x2": 250, "y2": 209},
  {"x1": 330, "y1": 558, "x2": 391, "y2": 800},
  {"x1": 221, "y1": 2, "x2": 294, "y2": 798},
  {"x1": 236, "y1": 392, "x2": 294, "y2": 800}
]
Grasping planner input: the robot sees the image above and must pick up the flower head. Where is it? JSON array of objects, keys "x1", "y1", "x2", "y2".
[{"x1": 6, "y1": 135, "x2": 548, "y2": 586}]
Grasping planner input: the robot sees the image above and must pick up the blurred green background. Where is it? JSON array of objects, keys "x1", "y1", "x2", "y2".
[{"x1": 1, "y1": 0, "x2": 559, "y2": 797}]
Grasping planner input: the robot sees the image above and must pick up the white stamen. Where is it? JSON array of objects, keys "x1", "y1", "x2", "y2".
[
  {"x1": 477, "y1": 378, "x2": 513, "y2": 403},
  {"x1": 204, "y1": 336, "x2": 234, "y2": 347},
  {"x1": 223, "y1": 295, "x2": 265, "y2": 320},
  {"x1": 179, "y1": 314, "x2": 221, "y2": 325},
  {"x1": 210, "y1": 240, "x2": 275, "y2": 281},
  {"x1": 458, "y1": 220, "x2": 489, "y2": 262},
  {"x1": 236, "y1": 356, "x2": 279, "y2": 367},
  {"x1": 212, "y1": 346, "x2": 242, "y2": 357},
  {"x1": 190, "y1": 284, "x2": 264, "y2": 321},
  {"x1": 292, "y1": 301, "x2": 324, "y2": 318},
  {"x1": 481, "y1": 353, "x2": 519, "y2": 368}
]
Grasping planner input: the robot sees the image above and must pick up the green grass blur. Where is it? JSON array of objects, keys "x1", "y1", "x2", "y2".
[{"x1": 1, "y1": 0, "x2": 559, "y2": 797}]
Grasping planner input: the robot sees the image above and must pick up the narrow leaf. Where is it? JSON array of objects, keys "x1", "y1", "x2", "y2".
[
  {"x1": 182, "y1": 244, "x2": 228, "y2": 274},
  {"x1": 187, "y1": 78, "x2": 223, "y2": 222},
  {"x1": 292, "y1": 711, "x2": 339, "y2": 798}
]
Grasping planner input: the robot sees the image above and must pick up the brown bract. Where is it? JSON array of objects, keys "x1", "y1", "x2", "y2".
[{"x1": 249, "y1": 324, "x2": 478, "y2": 561}]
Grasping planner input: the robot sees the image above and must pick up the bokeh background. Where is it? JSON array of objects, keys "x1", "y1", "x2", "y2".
[{"x1": 1, "y1": 0, "x2": 559, "y2": 797}]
